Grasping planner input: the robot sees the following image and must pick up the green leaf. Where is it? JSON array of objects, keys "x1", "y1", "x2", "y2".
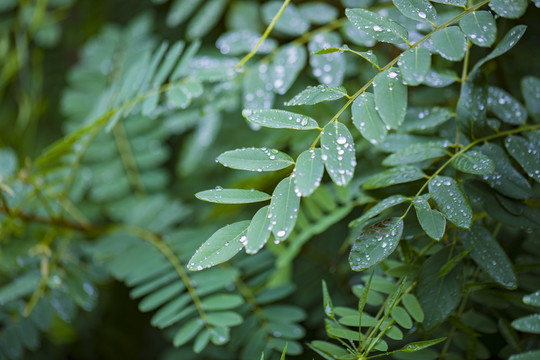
[
  {"x1": 186, "y1": 0, "x2": 227, "y2": 40},
  {"x1": 195, "y1": 188, "x2": 271, "y2": 204},
  {"x1": 402, "y1": 293, "x2": 424, "y2": 322},
  {"x1": 299, "y1": 2, "x2": 338, "y2": 25},
  {"x1": 489, "y1": 0, "x2": 527, "y2": 19},
  {"x1": 188, "y1": 221, "x2": 250, "y2": 270},
  {"x1": 345, "y1": 8, "x2": 409, "y2": 45},
  {"x1": 308, "y1": 32, "x2": 345, "y2": 87},
  {"x1": 430, "y1": 0, "x2": 465, "y2": 5},
  {"x1": 505, "y1": 136, "x2": 540, "y2": 183},
  {"x1": 308, "y1": 340, "x2": 352, "y2": 360},
  {"x1": 429, "y1": 176, "x2": 472, "y2": 229},
  {"x1": 510, "y1": 351, "x2": 540, "y2": 360},
  {"x1": 261, "y1": 1, "x2": 309, "y2": 36},
  {"x1": 242, "y1": 109, "x2": 319, "y2": 130},
  {"x1": 294, "y1": 149, "x2": 324, "y2": 196},
  {"x1": 285, "y1": 85, "x2": 347, "y2": 106},
  {"x1": 271, "y1": 44, "x2": 307, "y2": 95},
  {"x1": 398, "y1": 47, "x2": 431, "y2": 86},
  {"x1": 523, "y1": 290, "x2": 540, "y2": 307},
  {"x1": 216, "y1": 30, "x2": 276, "y2": 56},
  {"x1": 382, "y1": 143, "x2": 448, "y2": 166},
  {"x1": 413, "y1": 195, "x2": 446, "y2": 241},
  {"x1": 269, "y1": 176, "x2": 301, "y2": 242},
  {"x1": 391, "y1": 306, "x2": 413, "y2": 329},
  {"x1": 173, "y1": 318, "x2": 204, "y2": 347},
  {"x1": 364, "y1": 166, "x2": 425, "y2": 190},
  {"x1": 487, "y1": 86, "x2": 527, "y2": 125},
  {"x1": 459, "y1": 11, "x2": 497, "y2": 47},
  {"x1": 401, "y1": 107, "x2": 453, "y2": 132},
  {"x1": 322, "y1": 280, "x2": 334, "y2": 319},
  {"x1": 352, "y1": 92, "x2": 388, "y2": 145},
  {"x1": 522, "y1": 76, "x2": 540, "y2": 121},
  {"x1": 193, "y1": 330, "x2": 211, "y2": 353},
  {"x1": 321, "y1": 122, "x2": 356, "y2": 186},
  {"x1": 206, "y1": 311, "x2": 243, "y2": 327},
  {"x1": 349, "y1": 218, "x2": 403, "y2": 271},
  {"x1": 472, "y1": 25, "x2": 527, "y2": 73},
  {"x1": 429, "y1": 26, "x2": 467, "y2": 61},
  {"x1": 349, "y1": 195, "x2": 409, "y2": 227},
  {"x1": 398, "y1": 337, "x2": 447, "y2": 352},
  {"x1": 373, "y1": 68, "x2": 408, "y2": 129},
  {"x1": 452, "y1": 150, "x2": 495, "y2": 175},
  {"x1": 243, "y1": 62, "x2": 274, "y2": 109},
  {"x1": 392, "y1": 0, "x2": 437, "y2": 24},
  {"x1": 0, "y1": 148, "x2": 18, "y2": 178},
  {"x1": 261, "y1": 305, "x2": 306, "y2": 323},
  {"x1": 418, "y1": 247, "x2": 462, "y2": 330},
  {"x1": 217, "y1": 147, "x2": 294, "y2": 172},
  {"x1": 167, "y1": 0, "x2": 202, "y2": 27},
  {"x1": 245, "y1": 206, "x2": 272, "y2": 254},
  {"x1": 512, "y1": 314, "x2": 540, "y2": 334},
  {"x1": 423, "y1": 67, "x2": 458, "y2": 88},
  {"x1": 202, "y1": 294, "x2": 244, "y2": 311},
  {"x1": 459, "y1": 223, "x2": 517, "y2": 289},
  {"x1": 479, "y1": 143, "x2": 531, "y2": 199}
]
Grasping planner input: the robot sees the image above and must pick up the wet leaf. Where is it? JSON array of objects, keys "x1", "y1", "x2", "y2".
[
  {"x1": 245, "y1": 206, "x2": 272, "y2": 254},
  {"x1": 363, "y1": 166, "x2": 425, "y2": 190},
  {"x1": 487, "y1": 86, "x2": 527, "y2": 125},
  {"x1": 268, "y1": 176, "x2": 301, "y2": 242},
  {"x1": 321, "y1": 122, "x2": 356, "y2": 186},
  {"x1": 452, "y1": 150, "x2": 495, "y2": 175},
  {"x1": 398, "y1": 47, "x2": 431, "y2": 86},
  {"x1": 243, "y1": 63, "x2": 274, "y2": 109},
  {"x1": 523, "y1": 290, "x2": 540, "y2": 307},
  {"x1": 472, "y1": 25, "x2": 527, "y2": 73},
  {"x1": 401, "y1": 106, "x2": 453, "y2": 132},
  {"x1": 270, "y1": 44, "x2": 307, "y2": 95},
  {"x1": 505, "y1": 136, "x2": 540, "y2": 183},
  {"x1": 459, "y1": 11, "x2": 497, "y2": 47},
  {"x1": 345, "y1": 8, "x2": 408, "y2": 45},
  {"x1": 479, "y1": 143, "x2": 531, "y2": 200},
  {"x1": 460, "y1": 223, "x2": 517, "y2": 289},
  {"x1": 418, "y1": 247, "x2": 462, "y2": 330},
  {"x1": 429, "y1": 26, "x2": 467, "y2": 62},
  {"x1": 349, "y1": 218, "x2": 403, "y2": 271},
  {"x1": 195, "y1": 188, "x2": 271, "y2": 204},
  {"x1": 261, "y1": 1, "x2": 309, "y2": 36},
  {"x1": 512, "y1": 314, "x2": 540, "y2": 334},
  {"x1": 349, "y1": 195, "x2": 409, "y2": 227},
  {"x1": 489, "y1": 0, "x2": 527, "y2": 19},
  {"x1": 352, "y1": 92, "x2": 388, "y2": 145},
  {"x1": 242, "y1": 109, "x2": 319, "y2": 130},
  {"x1": 373, "y1": 68, "x2": 407, "y2": 129},
  {"x1": 216, "y1": 29, "x2": 276, "y2": 55},
  {"x1": 188, "y1": 221, "x2": 250, "y2": 270},
  {"x1": 413, "y1": 195, "x2": 446, "y2": 241},
  {"x1": 398, "y1": 337, "x2": 446, "y2": 352},
  {"x1": 308, "y1": 32, "x2": 346, "y2": 87},
  {"x1": 298, "y1": 2, "x2": 338, "y2": 25},
  {"x1": 522, "y1": 76, "x2": 540, "y2": 121},
  {"x1": 217, "y1": 147, "x2": 294, "y2": 172},
  {"x1": 391, "y1": 306, "x2": 413, "y2": 329},
  {"x1": 285, "y1": 85, "x2": 347, "y2": 106},
  {"x1": 294, "y1": 149, "x2": 324, "y2": 196},
  {"x1": 382, "y1": 143, "x2": 448, "y2": 166},
  {"x1": 392, "y1": 0, "x2": 437, "y2": 24},
  {"x1": 430, "y1": 0, "x2": 465, "y2": 5},
  {"x1": 429, "y1": 176, "x2": 472, "y2": 229}
]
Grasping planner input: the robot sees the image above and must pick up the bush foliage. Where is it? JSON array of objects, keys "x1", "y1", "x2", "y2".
[{"x1": 1, "y1": 0, "x2": 540, "y2": 359}]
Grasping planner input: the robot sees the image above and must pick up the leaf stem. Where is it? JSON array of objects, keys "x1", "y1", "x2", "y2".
[{"x1": 235, "y1": 0, "x2": 291, "y2": 70}]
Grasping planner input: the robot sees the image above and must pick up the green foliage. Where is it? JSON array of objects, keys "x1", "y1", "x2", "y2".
[{"x1": 1, "y1": 0, "x2": 540, "y2": 359}]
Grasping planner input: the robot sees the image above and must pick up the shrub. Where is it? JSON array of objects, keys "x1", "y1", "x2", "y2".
[{"x1": 1, "y1": 0, "x2": 540, "y2": 359}]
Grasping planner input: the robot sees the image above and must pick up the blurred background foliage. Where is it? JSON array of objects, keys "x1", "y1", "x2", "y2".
[{"x1": 0, "y1": 0, "x2": 540, "y2": 359}]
